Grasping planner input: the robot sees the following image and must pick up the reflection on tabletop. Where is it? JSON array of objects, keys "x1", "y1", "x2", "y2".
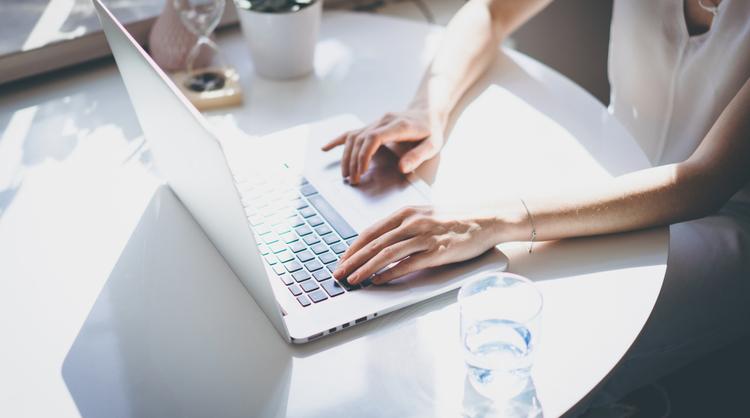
[{"x1": 462, "y1": 376, "x2": 543, "y2": 418}]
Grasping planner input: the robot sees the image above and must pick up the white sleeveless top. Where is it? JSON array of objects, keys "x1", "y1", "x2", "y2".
[{"x1": 608, "y1": 0, "x2": 750, "y2": 207}]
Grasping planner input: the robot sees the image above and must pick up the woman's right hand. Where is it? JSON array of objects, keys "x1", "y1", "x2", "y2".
[{"x1": 321, "y1": 107, "x2": 445, "y2": 185}]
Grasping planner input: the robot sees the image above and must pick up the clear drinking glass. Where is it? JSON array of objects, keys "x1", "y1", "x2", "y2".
[
  {"x1": 173, "y1": 0, "x2": 226, "y2": 74},
  {"x1": 459, "y1": 271, "x2": 543, "y2": 398}
]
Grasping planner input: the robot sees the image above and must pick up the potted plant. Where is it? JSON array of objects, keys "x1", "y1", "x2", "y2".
[{"x1": 234, "y1": 0, "x2": 322, "y2": 79}]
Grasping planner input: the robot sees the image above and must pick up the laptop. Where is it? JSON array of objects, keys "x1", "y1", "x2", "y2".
[{"x1": 93, "y1": 0, "x2": 508, "y2": 343}]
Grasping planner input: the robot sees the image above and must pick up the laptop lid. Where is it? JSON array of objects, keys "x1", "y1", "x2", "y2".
[{"x1": 92, "y1": 0, "x2": 289, "y2": 341}]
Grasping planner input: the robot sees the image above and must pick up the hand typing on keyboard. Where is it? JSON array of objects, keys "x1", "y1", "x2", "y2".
[
  {"x1": 241, "y1": 173, "x2": 366, "y2": 307},
  {"x1": 333, "y1": 205, "x2": 508, "y2": 285}
]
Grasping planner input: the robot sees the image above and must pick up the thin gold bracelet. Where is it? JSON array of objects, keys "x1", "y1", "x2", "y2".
[{"x1": 519, "y1": 197, "x2": 537, "y2": 253}]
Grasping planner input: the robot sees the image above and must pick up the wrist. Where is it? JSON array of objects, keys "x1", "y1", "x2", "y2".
[
  {"x1": 487, "y1": 200, "x2": 534, "y2": 244},
  {"x1": 408, "y1": 100, "x2": 448, "y2": 131},
  {"x1": 409, "y1": 82, "x2": 451, "y2": 131}
]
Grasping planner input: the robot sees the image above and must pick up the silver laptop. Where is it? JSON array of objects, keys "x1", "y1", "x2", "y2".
[{"x1": 93, "y1": 0, "x2": 507, "y2": 343}]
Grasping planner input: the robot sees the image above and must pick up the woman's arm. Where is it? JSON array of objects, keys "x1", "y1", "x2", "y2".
[
  {"x1": 322, "y1": 0, "x2": 552, "y2": 184},
  {"x1": 518, "y1": 77, "x2": 750, "y2": 241},
  {"x1": 334, "y1": 78, "x2": 750, "y2": 285},
  {"x1": 411, "y1": 0, "x2": 553, "y2": 138}
]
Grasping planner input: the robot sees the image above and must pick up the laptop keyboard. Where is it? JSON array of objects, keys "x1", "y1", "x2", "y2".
[{"x1": 236, "y1": 173, "x2": 370, "y2": 307}]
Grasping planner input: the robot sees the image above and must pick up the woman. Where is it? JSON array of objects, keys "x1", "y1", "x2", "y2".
[{"x1": 323, "y1": 0, "x2": 750, "y2": 412}]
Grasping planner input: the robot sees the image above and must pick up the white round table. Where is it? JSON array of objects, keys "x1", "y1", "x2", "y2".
[{"x1": 0, "y1": 12, "x2": 666, "y2": 418}]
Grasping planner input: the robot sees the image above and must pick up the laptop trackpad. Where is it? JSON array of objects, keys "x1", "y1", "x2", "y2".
[{"x1": 310, "y1": 148, "x2": 428, "y2": 233}]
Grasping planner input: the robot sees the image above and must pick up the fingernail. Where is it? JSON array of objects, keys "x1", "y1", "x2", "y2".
[
  {"x1": 347, "y1": 275, "x2": 357, "y2": 284},
  {"x1": 333, "y1": 268, "x2": 342, "y2": 278}
]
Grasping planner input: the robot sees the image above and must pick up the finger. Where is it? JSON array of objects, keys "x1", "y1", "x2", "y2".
[
  {"x1": 341, "y1": 134, "x2": 354, "y2": 179},
  {"x1": 370, "y1": 119, "x2": 431, "y2": 148},
  {"x1": 321, "y1": 132, "x2": 348, "y2": 151},
  {"x1": 356, "y1": 134, "x2": 379, "y2": 179},
  {"x1": 334, "y1": 224, "x2": 415, "y2": 280},
  {"x1": 371, "y1": 252, "x2": 435, "y2": 285},
  {"x1": 352, "y1": 123, "x2": 410, "y2": 179},
  {"x1": 347, "y1": 237, "x2": 429, "y2": 284},
  {"x1": 348, "y1": 137, "x2": 364, "y2": 185},
  {"x1": 398, "y1": 139, "x2": 438, "y2": 173},
  {"x1": 340, "y1": 207, "x2": 415, "y2": 261}
]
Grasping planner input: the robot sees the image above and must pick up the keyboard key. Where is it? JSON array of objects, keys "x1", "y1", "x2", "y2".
[
  {"x1": 264, "y1": 255, "x2": 277, "y2": 265},
  {"x1": 248, "y1": 215, "x2": 264, "y2": 226},
  {"x1": 297, "y1": 294, "x2": 311, "y2": 307},
  {"x1": 274, "y1": 224, "x2": 292, "y2": 235},
  {"x1": 262, "y1": 234, "x2": 279, "y2": 244},
  {"x1": 258, "y1": 243, "x2": 270, "y2": 255},
  {"x1": 308, "y1": 289, "x2": 328, "y2": 303},
  {"x1": 304, "y1": 259, "x2": 324, "y2": 272},
  {"x1": 288, "y1": 284, "x2": 302, "y2": 296},
  {"x1": 330, "y1": 242, "x2": 347, "y2": 254},
  {"x1": 300, "y1": 184, "x2": 318, "y2": 196},
  {"x1": 255, "y1": 224, "x2": 271, "y2": 235},
  {"x1": 290, "y1": 215, "x2": 305, "y2": 227},
  {"x1": 313, "y1": 269, "x2": 332, "y2": 282},
  {"x1": 319, "y1": 252, "x2": 337, "y2": 265},
  {"x1": 320, "y1": 279, "x2": 346, "y2": 297},
  {"x1": 284, "y1": 260, "x2": 303, "y2": 273},
  {"x1": 295, "y1": 225, "x2": 313, "y2": 236},
  {"x1": 306, "y1": 194, "x2": 358, "y2": 240},
  {"x1": 272, "y1": 264, "x2": 285, "y2": 275},
  {"x1": 289, "y1": 240, "x2": 307, "y2": 253},
  {"x1": 299, "y1": 207, "x2": 316, "y2": 218},
  {"x1": 297, "y1": 250, "x2": 315, "y2": 262},
  {"x1": 280, "y1": 232, "x2": 297, "y2": 244},
  {"x1": 323, "y1": 234, "x2": 340, "y2": 245},
  {"x1": 315, "y1": 225, "x2": 332, "y2": 236},
  {"x1": 292, "y1": 270, "x2": 311, "y2": 283},
  {"x1": 276, "y1": 250, "x2": 294, "y2": 263},
  {"x1": 307, "y1": 216, "x2": 324, "y2": 227},
  {"x1": 301, "y1": 280, "x2": 319, "y2": 293},
  {"x1": 326, "y1": 261, "x2": 338, "y2": 273},
  {"x1": 303, "y1": 234, "x2": 320, "y2": 245},
  {"x1": 293, "y1": 198, "x2": 308, "y2": 210},
  {"x1": 338, "y1": 278, "x2": 362, "y2": 291},
  {"x1": 269, "y1": 241, "x2": 285, "y2": 253},
  {"x1": 311, "y1": 243, "x2": 328, "y2": 254},
  {"x1": 346, "y1": 237, "x2": 358, "y2": 246},
  {"x1": 279, "y1": 274, "x2": 294, "y2": 286}
]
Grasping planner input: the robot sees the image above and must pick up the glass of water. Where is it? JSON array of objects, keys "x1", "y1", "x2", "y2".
[{"x1": 459, "y1": 271, "x2": 543, "y2": 398}]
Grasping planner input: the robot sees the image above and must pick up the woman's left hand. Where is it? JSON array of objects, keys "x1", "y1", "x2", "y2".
[{"x1": 333, "y1": 206, "x2": 504, "y2": 285}]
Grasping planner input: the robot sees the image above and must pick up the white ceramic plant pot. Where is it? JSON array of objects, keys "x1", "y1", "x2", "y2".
[{"x1": 236, "y1": 0, "x2": 321, "y2": 80}]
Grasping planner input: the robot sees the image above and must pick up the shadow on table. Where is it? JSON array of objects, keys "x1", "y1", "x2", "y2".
[
  {"x1": 505, "y1": 227, "x2": 666, "y2": 284},
  {"x1": 62, "y1": 185, "x2": 478, "y2": 417},
  {"x1": 462, "y1": 376, "x2": 543, "y2": 418},
  {"x1": 61, "y1": 185, "x2": 294, "y2": 417}
]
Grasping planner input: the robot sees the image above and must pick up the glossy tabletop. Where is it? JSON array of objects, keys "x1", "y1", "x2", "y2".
[{"x1": 0, "y1": 12, "x2": 667, "y2": 418}]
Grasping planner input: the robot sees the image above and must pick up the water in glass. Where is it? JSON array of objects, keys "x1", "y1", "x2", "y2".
[{"x1": 459, "y1": 272, "x2": 542, "y2": 398}]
